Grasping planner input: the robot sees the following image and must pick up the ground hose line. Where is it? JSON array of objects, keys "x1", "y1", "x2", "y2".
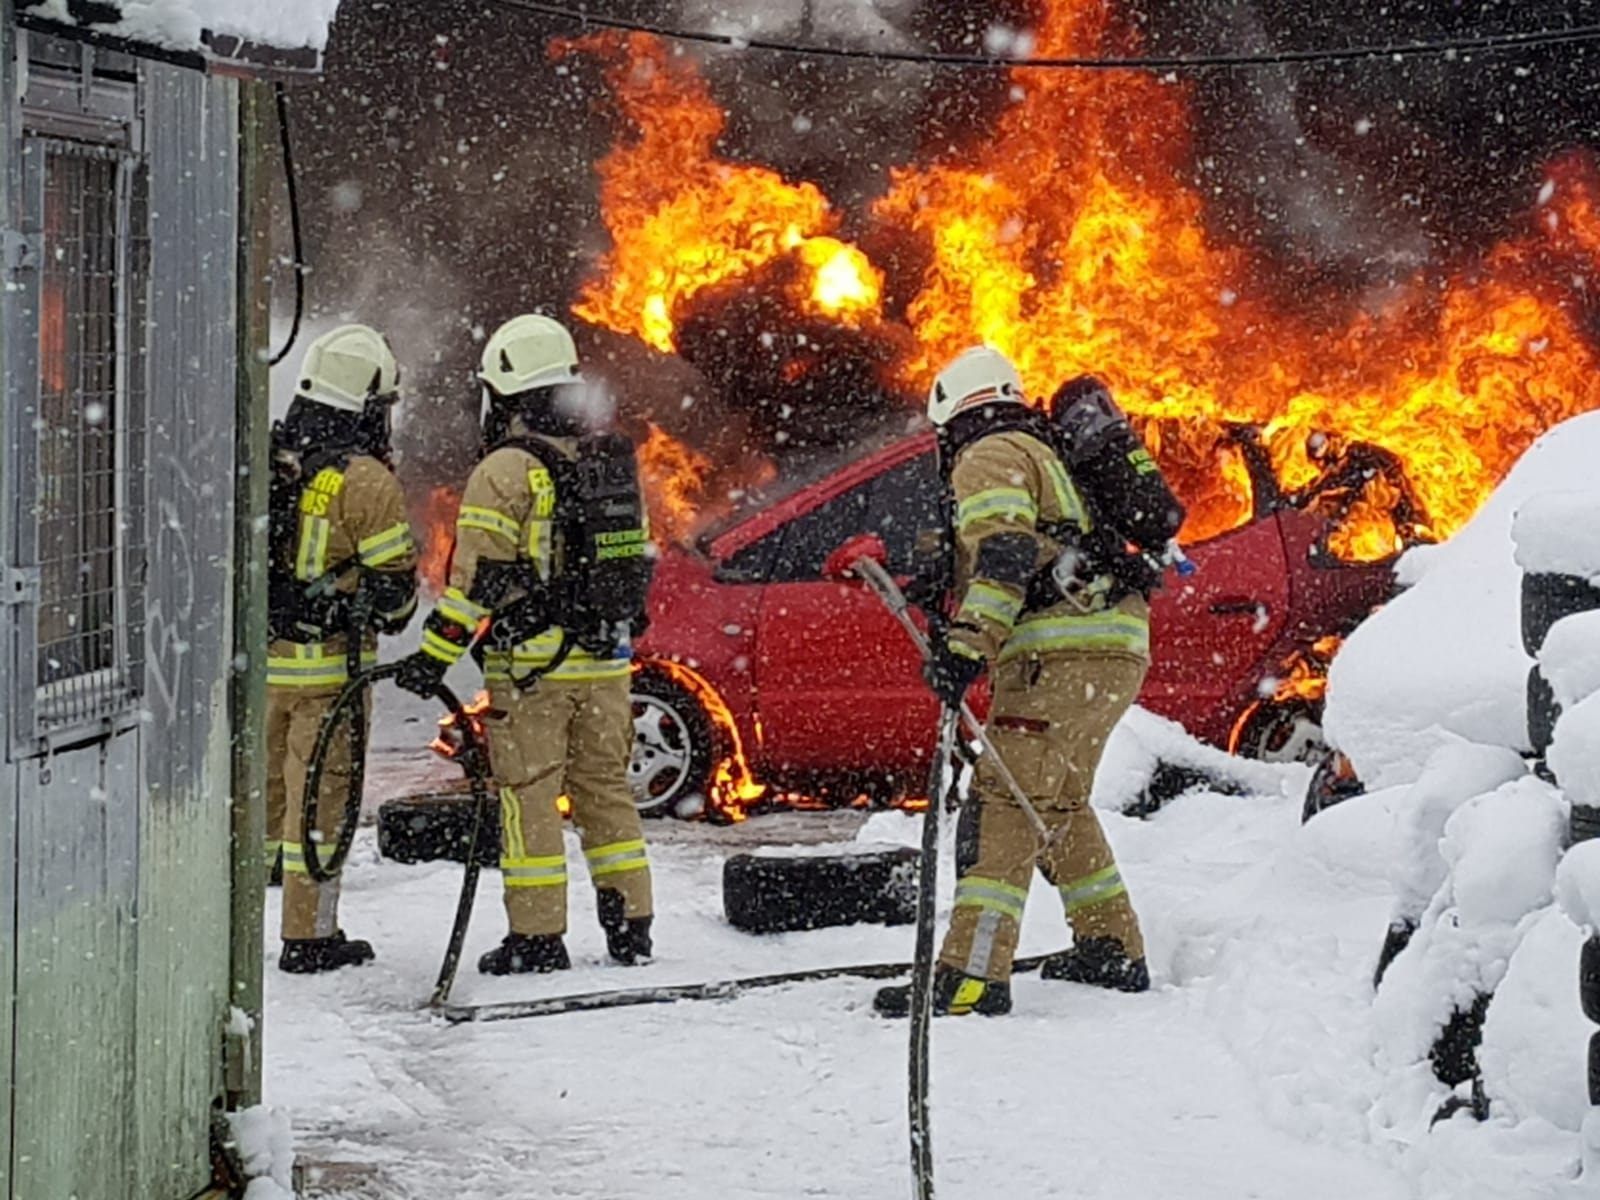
[{"x1": 298, "y1": 660, "x2": 497, "y2": 1008}]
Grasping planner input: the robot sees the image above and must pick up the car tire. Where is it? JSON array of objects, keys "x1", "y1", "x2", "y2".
[
  {"x1": 722, "y1": 848, "x2": 920, "y2": 934},
  {"x1": 630, "y1": 670, "x2": 715, "y2": 818},
  {"x1": 1527, "y1": 665, "x2": 1560, "y2": 758},
  {"x1": 378, "y1": 792, "x2": 499, "y2": 867},
  {"x1": 1234, "y1": 698, "x2": 1328, "y2": 765}
]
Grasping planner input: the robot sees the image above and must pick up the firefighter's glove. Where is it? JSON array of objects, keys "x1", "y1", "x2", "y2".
[
  {"x1": 924, "y1": 639, "x2": 984, "y2": 710},
  {"x1": 395, "y1": 650, "x2": 448, "y2": 699}
]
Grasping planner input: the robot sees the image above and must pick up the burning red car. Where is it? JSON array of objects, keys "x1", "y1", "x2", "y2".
[{"x1": 626, "y1": 428, "x2": 1398, "y2": 818}]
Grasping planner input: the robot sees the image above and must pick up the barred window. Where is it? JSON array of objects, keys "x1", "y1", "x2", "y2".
[{"x1": 29, "y1": 136, "x2": 148, "y2": 732}]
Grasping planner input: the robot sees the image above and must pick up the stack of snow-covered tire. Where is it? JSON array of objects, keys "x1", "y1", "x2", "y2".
[{"x1": 1514, "y1": 493, "x2": 1600, "y2": 1154}]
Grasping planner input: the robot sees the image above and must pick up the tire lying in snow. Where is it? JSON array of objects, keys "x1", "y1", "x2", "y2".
[
  {"x1": 723, "y1": 848, "x2": 920, "y2": 934},
  {"x1": 378, "y1": 792, "x2": 498, "y2": 867}
]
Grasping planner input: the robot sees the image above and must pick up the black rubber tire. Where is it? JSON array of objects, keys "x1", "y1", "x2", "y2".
[
  {"x1": 723, "y1": 848, "x2": 920, "y2": 934},
  {"x1": 630, "y1": 670, "x2": 715, "y2": 818},
  {"x1": 1302, "y1": 748, "x2": 1365, "y2": 824},
  {"x1": 1581, "y1": 936, "x2": 1600, "y2": 1026},
  {"x1": 1527, "y1": 666, "x2": 1560, "y2": 758},
  {"x1": 1574, "y1": 804, "x2": 1600, "y2": 845},
  {"x1": 1373, "y1": 917, "x2": 1418, "y2": 990},
  {"x1": 1589, "y1": 1031, "x2": 1600, "y2": 1106},
  {"x1": 1234, "y1": 698, "x2": 1328, "y2": 765},
  {"x1": 1521, "y1": 571, "x2": 1600, "y2": 657},
  {"x1": 378, "y1": 792, "x2": 499, "y2": 867},
  {"x1": 1429, "y1": 990, "x2": 1492, "y2": 1087}
]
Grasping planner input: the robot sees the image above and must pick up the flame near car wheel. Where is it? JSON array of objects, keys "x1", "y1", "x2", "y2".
[{"x1": 628, "y1": 672, "x2": 714, "y2": 817}]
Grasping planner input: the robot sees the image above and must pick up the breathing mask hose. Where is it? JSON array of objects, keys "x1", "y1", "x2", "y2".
[{"x1": 299, "y1": 658, "x2": 497, "y2": 1008}]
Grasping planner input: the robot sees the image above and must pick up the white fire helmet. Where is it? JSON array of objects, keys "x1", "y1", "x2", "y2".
[
  {"x1": 926, "y1": 345, "x2": 1026, "y2": 427},
  {"x1": 297, "y1": 324, "x2": 400, "y2": 412},
  {"x1": 478, "y1": 314, "x2": 580, "y2": 398}
]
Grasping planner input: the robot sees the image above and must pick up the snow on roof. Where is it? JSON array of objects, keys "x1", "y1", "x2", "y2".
[{"x1": 21, "y1": 0, "x2": 342, "y2": 56}]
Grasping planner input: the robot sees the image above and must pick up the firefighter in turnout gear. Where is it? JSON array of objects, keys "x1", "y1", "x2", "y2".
[
  {"x1": 396, "y1": 314, "x2": 655, "y2": 975},
  {"x1": 268, "y1": 324, "x2": 418, "y2": 974},
  {"x1": 877, "y1": 346, "x2": 1154, "y2": 1018}
]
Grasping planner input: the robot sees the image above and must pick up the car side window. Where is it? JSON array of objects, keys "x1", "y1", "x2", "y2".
[
  {"x1": 766, "y1": 481, "x2": 872, "y2": 581},
  {"x1": 865, "y1": 453, "x2": 942, "y2": 574}
]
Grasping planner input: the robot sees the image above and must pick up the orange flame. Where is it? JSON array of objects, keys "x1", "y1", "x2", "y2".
[
  {"x1": 638, "y1": 422, "x2": 712, "y2": 547},
  {"x1": 416, "y1": 485, "x2": 461, "y2": 595},
  {"x1": 562, "y1": 10, "x2": 1600, "y2": 560},
  {"x1": 646, "y1": 658, "x2": 764, "y2": 822}
]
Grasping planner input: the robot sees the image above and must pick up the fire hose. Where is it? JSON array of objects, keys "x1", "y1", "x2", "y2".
[{"x1": 299, "y1": 657, "x2": 496, "y2": 1008}]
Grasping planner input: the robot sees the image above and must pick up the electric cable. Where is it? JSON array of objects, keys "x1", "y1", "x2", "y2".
[
  {"x1": 268, "y1": 82, "x2": 306, "y2": 368},
  {"x1": 490, "y1": 1, "x2": 1600, "y2": 70}
]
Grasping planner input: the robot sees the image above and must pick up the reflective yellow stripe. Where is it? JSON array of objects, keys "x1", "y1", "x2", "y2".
[
  {"x1": 501, "y1": 854, "x2": 569, "y2": 888},
  {"x1": 266, "y1": 645, "x2": 376, "y2": 688},
  {"x1": 382, "y1": 592, "x2": 418, "y2": 623},
  {"x1": 264, "y1": 839, "x2": 282, "y2": 858},
  {"x1": 421, "y1": 629, "x2": 467, "y2": 664},
  {"x1": 999, "y1": 611, "x2": 1150, "y2": 660},
  {"x1": 295, "y1": 515, "x2": 331, "y2": 581},
  {"x1": 1060, "y1": 864, "x2": 1127, "y2": 913},
  {"x1": 528, "y1": 467, "x2": 556, "y2": 518},
  {"x1": 280, "y1": 842, "x2": 308, "y2": 876},
  {"x1": 953, "y1": 875, "x2": 1028, "y2": 920},
  {"x1": 585, "y1": 838, "x2": 649, "y2": 877},
  {"x1": 358, "y1": 521, "x2": 415, "y2": 567},
  {"x1": 1042, "y1": 457, "x2": 1090, "y2": 530},
  {"x1": 526, "y1": 519, "x2": 552, "y2": 578},
  {"x1": 959, "y1": 581, "x2": 1022, "y2": 630},
  {"x1": 957, "y1": 487, "x2": 1036, "y2": 530},
  {"x1": 499, "y1": 788, "x2": 526, "y2": 861},
  {"x1": 459, "y1": 504, "x2": 520, "y2": 544},
  {"x1": 437, "y1": 586, "x2": 489, "y2": 626}
]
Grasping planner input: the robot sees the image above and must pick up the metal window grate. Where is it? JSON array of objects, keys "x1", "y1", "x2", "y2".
[{"x1": 32, "y1": 137, "x2": 148, "y2": 731}]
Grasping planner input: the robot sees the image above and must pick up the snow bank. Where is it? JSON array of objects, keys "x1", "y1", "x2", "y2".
[
  {"x1": 1478, "y1": 906, "x2": 1592, "y2": 1134},
  {"x1": 1512, "y1": 491, "x2": 1600, "y2": 581},
  {"x1": 1550, "y1": 692, "x2": 1600, "y2": 810},
  {"x1": 227, "y1": 1105, "x2": 296, "y2": 1199},
  {"x1": 1555, "y1": 839, "x2": 1600, "y2": 933},
  {"x1": 29, "y1": 0, "x2": 341, "y2": 53},
  {"x1": 1372, "y1": 775, "x2": 1565, "y2": 1071},
  {"x1": 1092, "y1": 704, "x2": 1298, "y2": 810},
  {"x1": 1326, "y1": 410, "x2": 1600, "y2": 789},
  {"x1": 1388, "y1": 742, "x2": 1528, "y2": 923},
  {"x1": 1539, "y1": 611, "x2": 1600, "y2": 709}
]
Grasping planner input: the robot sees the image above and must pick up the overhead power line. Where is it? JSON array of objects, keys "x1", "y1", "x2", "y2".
[{"x1": 491, "y1": 1, "x2": 1600, "y2": 70}]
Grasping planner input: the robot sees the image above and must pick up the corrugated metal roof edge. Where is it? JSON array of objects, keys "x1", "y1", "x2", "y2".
[{"x1": 14, "y1": 11, "x2": 324, "y2": 79}]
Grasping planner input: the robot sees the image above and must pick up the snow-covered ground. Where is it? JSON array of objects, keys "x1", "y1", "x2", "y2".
[{"x1": 263, "y1": 764, "x2": 1582, "y2": 1199}]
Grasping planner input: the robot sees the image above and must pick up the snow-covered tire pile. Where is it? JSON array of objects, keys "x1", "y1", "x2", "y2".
[
  {"x1": 378, "y1": 793, "x2": 498, "y2": 867},
  {"x1": 722, "y1": 848, "x2": 919, "y2": 934}
]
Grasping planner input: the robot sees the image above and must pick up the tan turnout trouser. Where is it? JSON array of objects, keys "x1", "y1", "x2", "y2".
[
  {"x1": 939, "y1": 651, "x2": 1148, "y2": 983},
  {"x1": 484, "y1": 673, "x2": 653, "y2": 936},
  {"x1": 268, "y1": 684, "x2": 365, "y2": 941}
]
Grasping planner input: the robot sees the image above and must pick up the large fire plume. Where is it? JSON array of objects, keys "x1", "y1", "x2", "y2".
[{"x1": 557, "y1": 5, "x2": 1600, "y2": 562}]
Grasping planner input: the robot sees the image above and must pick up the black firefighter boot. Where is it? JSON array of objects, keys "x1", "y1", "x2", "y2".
[
  {"x1": 1040, "y1": 936, "x2": 1150, "y2": 993},
  {"x1": 597, "y1": 888, "x2": 654, "y2": 966},
  {"x1": 279, "y1": 931, "x2": 375, "y2": 975},
  {"x1": 874, "y1": 964, "x2": 1013, "y2": 1018},
  {"x1": 477, "y1": 932, "x2": 571, "y2": 976}
]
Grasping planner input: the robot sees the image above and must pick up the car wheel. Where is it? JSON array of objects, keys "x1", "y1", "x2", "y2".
[
  {"x1": 630, "y1": 672, "x2": 714, "y2": 817},
  {"x1": 723, "y1": 848, "x2": 920, "y2": 934},
  {"x1": 1234, "y1": 698, "x2": 1328, "y2": 765}
]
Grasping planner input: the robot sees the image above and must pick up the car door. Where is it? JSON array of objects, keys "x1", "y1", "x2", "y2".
[
  {"x1": 754, "y1": 452, "x2": 942, "y2": 778},
  {"x1": 1141, "y1": 514, "x2": 1291, "y2": 722}
]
